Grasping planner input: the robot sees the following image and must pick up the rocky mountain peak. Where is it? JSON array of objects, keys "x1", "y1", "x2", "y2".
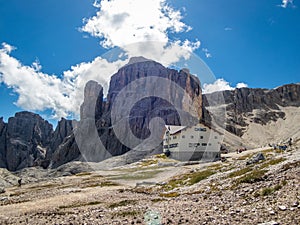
[
  {"x1": 50, "y1": 59, "x2": 203, "y2": 168},
  {"x1": 127, "y1": 56, "x2": 154, "y2": 65}
]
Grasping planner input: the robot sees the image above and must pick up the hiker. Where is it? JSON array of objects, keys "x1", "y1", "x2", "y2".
[
  {"x1": 18, "y1": 178, "x2": 22, "y2": 187},
  {"x1": 288, "y1": 138, "x2": 292, "y2": 147}
]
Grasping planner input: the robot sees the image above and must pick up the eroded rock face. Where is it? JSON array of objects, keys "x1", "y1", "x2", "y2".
[
  {"x1": 203, "y1": 83, "x2": 300, "y2": 136},
  {"x1": 0, "y1": 118, "x2": 7, "y2": 168},
  {"x1": 50, "y1": 59, "x2": 202, "y2": 168},
  {"x1": 4, "y1": 112, "x2": 53, "y2": 171},
  {"x1": 80, "y1": 80, "x2": 104, "y2": 120}
]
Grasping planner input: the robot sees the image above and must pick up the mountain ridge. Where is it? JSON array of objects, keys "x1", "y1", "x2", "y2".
[{"x1": 0, "y1": 58, "x2": 299, "y2": 171}]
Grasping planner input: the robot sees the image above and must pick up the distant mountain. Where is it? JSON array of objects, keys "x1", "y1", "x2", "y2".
[
  {"x1": 0, "y1": 58, "x2": 299, "y2": 171},
  {"x1": 203, "y1": 83, "x2": 300, "y2": 149}
]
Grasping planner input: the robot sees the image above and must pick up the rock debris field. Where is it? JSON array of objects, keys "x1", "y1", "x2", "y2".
[{"x1": 0, "y1": 146, "x2": 299, "y2": 225}]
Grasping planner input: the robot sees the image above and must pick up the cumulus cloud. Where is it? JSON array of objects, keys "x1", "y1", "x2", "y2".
[
  {"x1": 236, "y1": 82, "x2": 248, "y2": 89},
  {"x1": 203, "y1": 79, "x2": 248, "y2": 94},
  {"x1": 81, "y1": 0, "x2": 199, "y2": 64},
  {"x1": 279, "y1": 0, "x2": 294, "y2": 8},
  {"x1": 0, "y1": 0, "x2": 199, "y2": 119},
  {"x1": 0, "y1": 43, "x2": 125, "y2": 119}
]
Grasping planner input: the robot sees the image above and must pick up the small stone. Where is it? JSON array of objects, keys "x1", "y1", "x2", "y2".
[
  {"x1": 258, "y1": 221, "x2": 279, "y2": 225},
  {"x1": 269, "y1": 211, "x2": 276, "y2": 215},
  {"x1": 229, "y1": 211, "x2": 235, "y2": 216},
  {"x1": 278, "y1": 205, "x2": 287, "y2": 211},
  {"x1": 292, "y1": 201, "x2": 299, "y2": 207}
]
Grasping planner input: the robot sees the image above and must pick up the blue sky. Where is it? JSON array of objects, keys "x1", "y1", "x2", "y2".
[{"x1": 0, "y1": 0, "x2": 299, "y2": 124}]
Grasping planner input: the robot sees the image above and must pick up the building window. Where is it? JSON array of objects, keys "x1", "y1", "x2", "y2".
[
  {"x1": 214, "y1": 136, "x2": 218, "y2": 139},
  {"x1": 202, "y1": 143, "x2": 207, "y2": 146},
  {"x1": 189, "y1": 143, "x2": 193, "y2": 147},
  {"x1": 200, "y1": 136, "x2": 203, "y2": 139},
  {"x1": 195, "y1": 127, "x2": 207, "y2": 132},
  {"x1": 182, "y1": 135, "x2": 185, "y2": 138},
  {"x1": 173, "y1": 136, "x2": 177, "y2": 140},
  {"x1": 169, "y1": 143, "x2": 178, "y2": 148},
  {"x1": 191, "y1": 135, "x2": 194, "y2": 139},
  {"x1": 209, "y1": 143, "x2": 212, "y2": 146}
]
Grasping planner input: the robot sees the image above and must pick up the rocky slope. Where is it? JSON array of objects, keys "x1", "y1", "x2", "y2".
[
  {"x1": 203, "y1": 83, "x2": 300, "y2": 149},
  {"x1": 0, "y1": 145, "x2": 299, "y2": 224}
]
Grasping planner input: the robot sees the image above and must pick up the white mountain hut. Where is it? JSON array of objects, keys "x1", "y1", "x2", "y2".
[{"x1": 163, "y1": 123, "x2": 222, "y2": 161}]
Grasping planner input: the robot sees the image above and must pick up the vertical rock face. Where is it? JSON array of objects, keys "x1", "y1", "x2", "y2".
[
  {"x1": 50, "y1": 81, "x2": 104, "y2": 168},
  {"x1": 99, "y1": 59, "x2": 202, "y2": 156},
  {"x1": 50, "y1": 118, "x2": 74, "y2": 152},
  {"x1": 5, "y1": 112, "x2": 53, "y2": 171},
  {"x1": 80, "y1": 80, "x2": 103, "y2": 120},
  {"x1": 50, "y1": 58, "x2": 202, "y2": 167},
  {"x1": 0, "y1": 117, "x2": 7, "y2": 168},
  {"x1": 203, "y1": 83, "x2": 300, "y2": 137},
  {"x1": 0, "y1": 113, "x2": 75, "y2": 171}
]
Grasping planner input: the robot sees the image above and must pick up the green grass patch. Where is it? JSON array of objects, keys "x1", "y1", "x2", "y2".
[
  {"x1": 228, "y1": 167, "x2": 252, "y2": 178},
  {"x1": 237, "y1": 153, "x2": 255, "y2": 161},
  {"x1": 207, "y1": 164, "x2": 224, "y2": 171},
  {"x1": 110, "y1": 170, "x2": 163, "y2": 180},
  {"x1": 75, "y1": 172, "x2": 92, "y2": 176},
  {"x1": 236, "y1": 169, "x2": 267, "y2": 184},
  {"x1": 189, "y1": 170, "x2": 215, "y2": 185},
  {"x1": 140, "y1": 159, "x2": 159, "y2": 167},
  {"x1": 151, "y1": 198, "x2": 166, "y2": 203},
  {"x1": 154, "y1": 154, "x2": 168, "y2": 159},
  {"x1": 108, "y1": 199, "x2": 137, "y2": 209},
  {"x1": 163, "y1": 169, "x2": 215, "y2": 191},
  {"x1": 59, "y1": 201, "x2": 102, "y2": 209},
  {"x1": 260, "y1": 184, "x2": 283, "y2": 196},
  {"x1": 159, "y1": 192, "x2": 180, "y2": 198},
  {"x1": 82, "y1": 180, "x2": 118, "y2": 188},
  {"x1": 112, "y1": 210, "x2": 141, "y2": 217},
  {"x1": 259, "y1": 158, "x2": 286, "y2": 169}
]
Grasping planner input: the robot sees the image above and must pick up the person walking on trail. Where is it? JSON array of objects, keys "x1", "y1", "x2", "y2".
[
  {"x1": 288, "y1": 138, "x2": 292, "y2": 147},
  {"x1": 18, "y1": 178, "x2": 22, "y2": 187}
]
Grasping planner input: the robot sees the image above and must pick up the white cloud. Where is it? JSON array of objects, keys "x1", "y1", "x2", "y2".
[
  {"x1": 1, "y1": 42, "x2": 16, "y2": 54},
  {"x1": 236, "y1": 82, "x2": 248, "y2": 89},
  {"x1": 224, "y1": 27, "x2": 233, "y2": 31},
  {"x1": 203, "y1": 79, "x2": 248, "y2": 94},
  {"x1": 81, "y1": 0, "x2": 199, "y2": 64},
  {"x1": 202, "y1": 48, "x2": 212, "y2": 58},
  {"x1": 279, "y1": 0, "x2": 294, "y2": 8},
  {"x1": 0, "y1": 43, "x2": 126, "y2": 119},
  {"x1": 0, "y1": 0, "x2": 200, "y2": 119}
]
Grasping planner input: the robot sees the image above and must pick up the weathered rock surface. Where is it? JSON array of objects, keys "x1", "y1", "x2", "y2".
[
  {"x1": 50, "y1": 59, "x2": 202, "y2": 168},
  {"x1": 4, "y1": 112, "x2": 53, "y2": 171},
  {"x1": 0, "y1": 113, "x2": 74, "y2": 171},
  {"x1": 203, "y1": 83, "x2": 300, "y2": 136},
  {"x1": 0, "y1": 118, "x2": 7, "y2": 168}
]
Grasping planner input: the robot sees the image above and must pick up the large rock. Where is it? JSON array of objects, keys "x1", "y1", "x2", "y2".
[{"x1": 5, "y1": 112, "x2": 53, "y2": 171}]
